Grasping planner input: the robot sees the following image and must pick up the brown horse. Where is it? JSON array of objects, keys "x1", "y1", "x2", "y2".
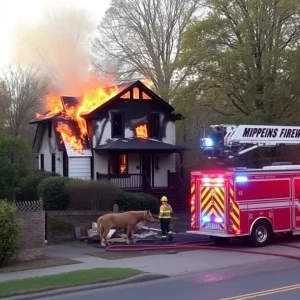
[{"x1": 97, "y1": 210, "x2": 155, "y2": 247}]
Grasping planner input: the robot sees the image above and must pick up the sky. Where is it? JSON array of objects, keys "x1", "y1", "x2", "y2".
[{"x1": 0, "y1": 0, "x2": 111, "y2": 69}]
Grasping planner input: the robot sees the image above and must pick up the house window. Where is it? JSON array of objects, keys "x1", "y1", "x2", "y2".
[
  {"x1": 109, "y1": 154, "x2": 128, "y2": 174},
  {"x1": 48, "y1": 122, "x2": 52, "y2": 138},
  {"x1": 63, "y1": 151, "x2": 68, "y2": 177},
  {"x1": 148, "y1": 113, "x2": 160, "y2": 138},
  {"x1": 40, "y1": 154, "x2": 44, "y2": 170},
  {"x1": 111, "y1": 113, "x2": 124, "y2": 138},
  {"x1": 51, "y1": 153, "x2": 56, "y2": 172}
]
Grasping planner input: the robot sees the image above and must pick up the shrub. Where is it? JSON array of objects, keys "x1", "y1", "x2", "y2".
[
  {"x1": 116, "y1": 192, "x2": 159, "y2": 213},
  {"x1": 19, "y1": 170, "x2": 60, "y2": 201},
  {"x1": 0, "y1": 200, "x2": 19, "y2": 265},
  {"x1": 38, "y1": 176, "x2": 70, "y2": 210},
  {"x1": 65, "y1": 179, "x2": 123, "y2": 211}
]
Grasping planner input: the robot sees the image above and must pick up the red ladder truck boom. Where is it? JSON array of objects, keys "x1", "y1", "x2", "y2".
[{"x1": 201, "y1": 124, "x2": 300, "y2": 159}]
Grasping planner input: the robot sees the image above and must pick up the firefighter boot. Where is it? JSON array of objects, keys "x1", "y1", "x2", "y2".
[
  {"x1": 161, "y1": 235, "x2": 167, "y2": 241},
  {"x1": 168, "y1": 231, "x2": 173, "y2": 241}
]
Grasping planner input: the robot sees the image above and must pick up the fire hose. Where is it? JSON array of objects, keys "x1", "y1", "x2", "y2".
[{"x1": 105, "y1": 240, "x2": 300, "y2": 261}]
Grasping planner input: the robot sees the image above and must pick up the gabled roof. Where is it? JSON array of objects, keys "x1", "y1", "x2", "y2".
[
  {"x1": 81, "y1": 80, "x2": 175, "y2": 118},
  {"x1": 29, "y1": 80, "x2": 175, "y2": 124}
]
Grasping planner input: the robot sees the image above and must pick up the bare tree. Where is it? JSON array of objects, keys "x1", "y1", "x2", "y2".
[
  {"x1": 0, "y1": 66, "x2": 48, "y2": 137},
  {"x1": 92, "y1": 0, "x2": 202, "y2": 101}
]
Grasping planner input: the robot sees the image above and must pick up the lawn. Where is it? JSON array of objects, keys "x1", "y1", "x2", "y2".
[
  {"x1": 0, "y1": 257, "x2": 81, "y2": 274},
  {"x1": 0, "y1": 267, "x2": 141, "y2": 298}
]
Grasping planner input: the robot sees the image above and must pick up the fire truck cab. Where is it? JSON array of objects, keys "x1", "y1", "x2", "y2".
[{"x1": 188, "y1": 124, "x2": 300, "y2": 247}]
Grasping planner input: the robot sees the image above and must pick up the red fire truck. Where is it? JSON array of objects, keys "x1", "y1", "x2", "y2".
[{"x1": 187, "y1": 124, "x2": 300, "y2": 247}]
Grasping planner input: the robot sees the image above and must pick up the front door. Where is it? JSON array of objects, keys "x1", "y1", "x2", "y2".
[
  {"x1": 293, "y1": 178, "x2": 300, "y2": 229},
  {"x1": 141, "y1": 155, "x2": 152, "y2": 184}
]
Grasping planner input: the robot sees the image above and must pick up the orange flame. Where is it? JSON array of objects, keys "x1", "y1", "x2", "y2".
[
  {"x1": 135, "y1": 124, "x2": 148, "y2": 139},
  {"x1": 36, "y1": 76, "x2": 153, "y2": 153}
]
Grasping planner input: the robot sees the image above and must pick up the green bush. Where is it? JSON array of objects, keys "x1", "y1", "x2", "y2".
[
  {"x1": 0, "y1": 133, "x2": 33, "y2": 201},
  {"x1": 116, "y1": 192, "x2": 159, "y2": 213},
  {"x1": 0, "y1": 200, "x2": 19, "y2": 265},
  {"x1": 19, "y1": 170, "x2": 60, "y2": 201},
  {"x1": 65, "y1": 179, "x2": 123, "y2": 211},
  {"x1": 38, "y1": 177, "x2": 70, "y2": 211}
]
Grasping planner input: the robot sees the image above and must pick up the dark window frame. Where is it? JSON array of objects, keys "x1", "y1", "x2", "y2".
[
  {"x1": 148, "y1": 113, "x2": 160, "y2": 138},
  {"x1": 109, "y1": 153, "x2": 128, "y2": 175},
  {"x1": 51, "y1": 153, "x2": 56, "y2": 172},
  {"x1": 48, "y1": 122, "x2": 52, "y2": 138},
  {"x1": 63, "y1": 151, "x2": 69, "y2": 177},
  {"x1": 40, "y1": 154, "x2": 44, "y2": 170},
  {"x1": 111, "y1": 113, "x2": 125, "y2": 138}
]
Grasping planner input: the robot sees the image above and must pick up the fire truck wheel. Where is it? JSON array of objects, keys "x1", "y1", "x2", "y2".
[
  {"x1": 209, "y1": 236, "x2": 230, "y2": 246},
  {"x1": 250, "y1": 220, "x2": 272, "y2": 247}
]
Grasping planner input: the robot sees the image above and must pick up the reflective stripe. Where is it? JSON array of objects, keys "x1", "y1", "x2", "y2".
[{"x1": 168, "y1": 231, "x2": 172, "y2": 234}]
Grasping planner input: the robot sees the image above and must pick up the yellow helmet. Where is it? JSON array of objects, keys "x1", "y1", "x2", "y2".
[{"x1": 161, "y1": 196, "x2": 168, "y2": 202}]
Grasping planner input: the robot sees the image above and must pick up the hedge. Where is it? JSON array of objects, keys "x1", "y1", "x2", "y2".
[
  {"x1": 65, "y1": 179, "x2": 123, "y2": 211},
  {"x1": 19, "y1": 170, "x2": 60, "y2": 201},
  {"x1": 115, "y1": 192, "x2": 159, "y2": 213},
  {"x1": 0, "y1": 200, "x2": 19, "y2": 265},
  {"x1": 37, "y1": 176, "x2": 159, "y2": 213},
  {"x1": 38, "y1": 177, "x2": 70, "y2": 210}
]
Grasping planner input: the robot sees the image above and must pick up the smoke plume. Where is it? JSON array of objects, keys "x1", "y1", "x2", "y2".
[{"x1": 12, "y1": 3, "x2": 97, "y2": 96}]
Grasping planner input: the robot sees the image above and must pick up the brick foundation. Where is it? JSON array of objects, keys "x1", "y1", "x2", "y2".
[{"x1": 15, "y1": 201, "x2": 45, "y2": 262}]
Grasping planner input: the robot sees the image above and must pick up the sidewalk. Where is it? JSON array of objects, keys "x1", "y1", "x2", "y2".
[{"x1": 1, "y1": 240, "x2": 299, "y2": 282}]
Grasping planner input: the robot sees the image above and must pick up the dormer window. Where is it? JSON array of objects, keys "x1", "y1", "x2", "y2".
[
  {"x1": 111, "y1": 113, "x2": 124, "y2": 138},
  {"x1": 148, "y1": 113, "x2": 160, "y2": 138}
]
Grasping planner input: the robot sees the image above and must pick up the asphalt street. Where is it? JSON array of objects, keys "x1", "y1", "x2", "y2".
[{"x1": 41, "y1": 263, "x2": 300, "y2": 300}]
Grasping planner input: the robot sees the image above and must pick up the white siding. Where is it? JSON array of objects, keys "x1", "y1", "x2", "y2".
[
  {"x1": 38, "y1": 123, "x2": 64, "y2": 176},
  {"x1": 68, "y1": 157, "x2": 91, "y2": 180},
  {"x1": 128, "y1": 153, "x2": 140, "y2": 173},
  {"x1": 154, "y1": 153, "x2": 176, "y2": 187},
  {"x1": 162, "y1": 121, "x2": 176, "y2": 145},
  {"x1": 94, "y1": 152, "x2": 109, "y2": 177},
  {"x1": 64, "y1": 141, "x2": 92, "y2": 157},
  {"x1": 125, "y1": 127, "x2": 134, "y2": 138},
  {"x1": 93, "y1": 119, "x2": 112, "y2": 146}
]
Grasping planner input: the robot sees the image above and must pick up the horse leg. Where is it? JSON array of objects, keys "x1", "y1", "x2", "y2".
[
  {"x1": 100, "y1": 225, "x2": 106, "y2": 248},
  {"x1": 126, "y1": 226, "x2": 131, "y2": 244},
  {"x1": 103, "y1": 226, "x2": 111, "y2": 247},
  {"x1": 130, "y1": 228, "x2": 136, "y2": 243}
]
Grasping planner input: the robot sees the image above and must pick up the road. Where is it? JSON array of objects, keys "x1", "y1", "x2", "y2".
[{"x1": 42, "y1": 263, "x2": 300, "y2": 300}]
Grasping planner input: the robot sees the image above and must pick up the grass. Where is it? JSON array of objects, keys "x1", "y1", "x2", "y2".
[
  {"x1": 0, "y1": 268, "x2": 141, "y2": 298},
  {"x1": 0, "y1": 257, "x2": 81, "y2": 274}
]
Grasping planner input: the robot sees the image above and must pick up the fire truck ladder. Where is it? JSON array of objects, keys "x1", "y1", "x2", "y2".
[{"x1": 201, "y1": 124, "x2": 300, "y2": 159}]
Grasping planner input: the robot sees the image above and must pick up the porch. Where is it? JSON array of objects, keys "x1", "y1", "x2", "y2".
[{"x1": 94, "y1": 138, "x2": 189, "y2": 210}]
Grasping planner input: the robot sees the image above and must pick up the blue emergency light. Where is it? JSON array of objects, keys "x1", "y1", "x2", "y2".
[
  {"x1": 202, "y1": 216, "x2": 211, "y2": 223},
  {"x1": 235, "y1": 176, "x2": 248, "y2": 182},
  {"x1": 203, "y1": 137, "x2": 214, "y2": 147}
]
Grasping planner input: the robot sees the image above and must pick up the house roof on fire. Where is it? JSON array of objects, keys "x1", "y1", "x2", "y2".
[
  {"x1": 95, "y1": 138, "x2": 188, "y2": 152},
  {"x1": 29, "y1": 80, "x2": 175, "y2": 124}
]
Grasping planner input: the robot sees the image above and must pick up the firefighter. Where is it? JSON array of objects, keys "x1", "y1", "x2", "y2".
[{"x1": 159, "y1": 196, "x2": 173, "y2": 241}]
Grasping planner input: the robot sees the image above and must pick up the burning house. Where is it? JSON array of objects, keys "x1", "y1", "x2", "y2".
[{"x1": 30, "y1": 80, "x2": 188, "y2": 209}]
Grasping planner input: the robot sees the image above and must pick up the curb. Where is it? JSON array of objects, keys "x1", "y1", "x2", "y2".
[{"x1": 4, "y1": 273, "x2": 169, "y2": 300}]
